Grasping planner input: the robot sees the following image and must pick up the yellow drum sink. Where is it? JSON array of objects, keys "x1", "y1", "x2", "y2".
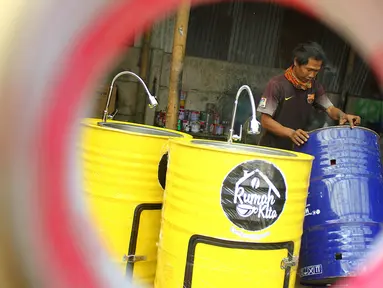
[
  {"x1": 80, "y1": 118, "x2": 191, "y2": 287},
  {"x1": 155, "y1": 139, "x2": 314, "y2": 288}
]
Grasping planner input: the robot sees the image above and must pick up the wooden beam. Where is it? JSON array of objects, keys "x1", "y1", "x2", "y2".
[
  {"x1": 166, "y1": 1, "x2": 190, "y2": 130},
  {"x1": 135, "y1": 30, "x2": 152, "y2": 124},
  {"x1": 340, "y1": 47, "x2": 356, "y2": 111}
]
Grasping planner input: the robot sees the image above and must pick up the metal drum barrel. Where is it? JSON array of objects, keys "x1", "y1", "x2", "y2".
[
  {"x1": 80, "y1": 118, "x2": 191, "y2": 287},
  {"x1": 155, "y1": 139, "x2": 313, "y2": 288},
  {"x1": 295, "y1": 126, "x2": 383, "y2": 285}
]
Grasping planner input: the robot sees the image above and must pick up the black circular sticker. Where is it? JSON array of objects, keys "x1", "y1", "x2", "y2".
[{"x1": 220, "y1": 160, "x2": 287, "y2": 232}]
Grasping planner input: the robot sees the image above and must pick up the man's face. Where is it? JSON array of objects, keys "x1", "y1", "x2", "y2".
[{"x1": 293, "y1": 57, "x2": 323, "y2": 83}]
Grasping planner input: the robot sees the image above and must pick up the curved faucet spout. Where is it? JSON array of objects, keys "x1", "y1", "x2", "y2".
[
  {"x1": 102, "y1": 71, "x2": 158, "y2": 122},
  {"x1": 228, "y1": 85, "x2": 260, "y2": 143}
]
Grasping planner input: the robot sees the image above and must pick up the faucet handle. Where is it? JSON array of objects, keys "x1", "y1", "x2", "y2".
[
  {"x1": 232, "y1": 125, "x2": 243, "y2": 142},
  {"x1": 148, "y1": 95, "x2": 158, "y2": 108},
  {"x1": 248, "y1": 118, "x2": 261, "y2": 135},
  {"x1": 107, "y1": 109, "x2": 119, "y2": 120}
]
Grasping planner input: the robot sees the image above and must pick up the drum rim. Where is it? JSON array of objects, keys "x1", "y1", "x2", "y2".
[
  {"x1": 80, "y1": 118, "x2": 191, "y2": 140},
  {"x1": 170, "y1": 138, "x2": 315, "y2": 161},
  {"x1": 308, "y1": 125, "x2": 380, "y2": 138}
]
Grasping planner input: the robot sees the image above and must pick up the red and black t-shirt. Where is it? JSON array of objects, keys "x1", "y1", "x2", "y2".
[{"x1": 257, "y1": 74, "x2": 333, "y2": 150}]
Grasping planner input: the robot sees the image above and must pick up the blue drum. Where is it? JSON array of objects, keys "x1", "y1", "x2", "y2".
[{"x1": 295, "y1": 126, "x2": 383, "y2": 285}]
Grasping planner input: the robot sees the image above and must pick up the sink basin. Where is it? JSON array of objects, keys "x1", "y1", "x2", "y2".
[
  {"x1": 81, "y1": 118, "x2": 191, "y2": 281},
  {"x1": 98, "y1": 122, "x2": 185, "y2": 138},
  {"x1": 191, "y1": 139, "x2": 297, "y2": 157}
]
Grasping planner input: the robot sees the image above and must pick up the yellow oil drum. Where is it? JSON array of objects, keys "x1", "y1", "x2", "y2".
[
  {"x1": 155, "y1": 139, "x2": 314, "y2": 288},
  {"x1": 80, "y1": 118, "x2": 192, "y2": 287}
]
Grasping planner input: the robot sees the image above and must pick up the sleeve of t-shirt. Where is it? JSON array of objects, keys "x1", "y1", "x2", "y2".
[
  {"x1": 257, "y1": 79, "x2": 281, "y2": 117},
  {"x1": 314, "y1": 83, "x2": 333, "y2": 111}
]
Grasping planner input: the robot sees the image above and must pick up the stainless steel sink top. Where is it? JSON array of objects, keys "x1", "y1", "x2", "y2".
[
  {"x1": 98, "y1": 122, "x2": 184, "y2": 138},
  {"x1": 191, "y1": 140, "x2": 297, "y2": 157}
]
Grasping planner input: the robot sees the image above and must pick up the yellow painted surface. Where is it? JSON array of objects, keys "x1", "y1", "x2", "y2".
[
  {"x1": 80, "y1": 118, "x2": 191, "y2": 287},
  {"x1": 155, "y1": 139, "x2": 314, "y2": 288}
]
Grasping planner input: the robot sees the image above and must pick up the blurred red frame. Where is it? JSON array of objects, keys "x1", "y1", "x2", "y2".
[{"x1": 39, "y1": 0, "x2": 383, "y2": 287}]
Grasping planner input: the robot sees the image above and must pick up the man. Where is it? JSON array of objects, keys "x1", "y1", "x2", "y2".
[{"x1": 257, "y1": 41, "x2": 361, "y2": 150}]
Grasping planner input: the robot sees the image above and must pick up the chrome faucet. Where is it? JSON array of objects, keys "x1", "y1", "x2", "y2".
[
  {"x1": 102, "y1": 71, "x2": 158, "y2": 122},
  {"x1": 228, "y1": 85, "x2": 260, "y2": 143}
]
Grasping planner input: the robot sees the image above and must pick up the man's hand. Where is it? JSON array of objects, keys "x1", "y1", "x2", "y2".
[
  {"x1": 289, "y1": 129, "x2": 309, "y2": 146},
  {"x1": 339, "y1": 114, "x2": 361, "y2": 128}
]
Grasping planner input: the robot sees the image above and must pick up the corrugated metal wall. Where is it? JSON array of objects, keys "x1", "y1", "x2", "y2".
[
  {"x1": 316, "y1": 27, "x2": 350, "y2": 93},
  {"x1": 186, "y1": 2, "x2": 234, "y2": 61},
  {"x1": 185, "y1": 2, "x2": 374, "y2": 97},
  {"x1": 227, "y1": 2, "x2": 283, "y2": 67},
  {"x1": 151, "y1": 15, "x2": 175, "y2": 53},
  {"x1": 186, "y1": 2, "x2": 283, "y2": 67},
  {"x1": 133, "y1": 14, "x2": 175, "y2": 53},
  {"x1": 349, "y1": 56, "x2": 370, "y2": 96}
]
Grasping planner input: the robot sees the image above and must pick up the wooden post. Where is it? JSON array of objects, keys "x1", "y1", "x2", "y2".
[
  {"x1": 166, "y1": 1, "x2": 190, "y2": 130},
  {"x1": 340, "y1": 48, "x2": 356, "y2": 112},
  {"x1": 135, "y1": 30, "x2": 152, "y2": 124}
]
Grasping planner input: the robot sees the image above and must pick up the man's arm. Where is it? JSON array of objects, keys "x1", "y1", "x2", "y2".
[
  {"x1": 314, "y1": 83, "x2": 361, "y2": 127},
  {"x1": 326, "y1": 106, "x2": 361, "y2": 127},
  {"x1": 260, "y1": 114, "x2": 293, "y2": 138},
  {"x1": 326, "y1": 105, "x2": 345, "y2": 121},
  {"x1": 257, "y1": 79, "x2": 287, "y2": 137},
  {"x1": 257, "y1": 80, "x2": 309, "y2": 146},
  {"x1": 260, "y1": 114, "x2": 309, "y2": 146},
  {"x1": 315, "y1": 94, "x2": 361, "y2": 127}
]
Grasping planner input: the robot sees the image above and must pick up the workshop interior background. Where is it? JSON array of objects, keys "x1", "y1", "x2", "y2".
[{"x1": 93, "y1": 1, "x2": 382, "y2": 148}]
